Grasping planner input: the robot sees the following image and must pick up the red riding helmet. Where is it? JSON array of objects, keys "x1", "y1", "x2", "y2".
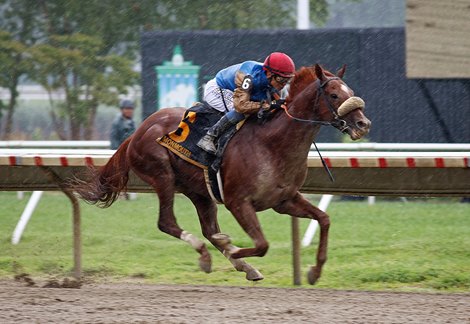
[{"x1": 263, "y1": 52, "x2": 295, "y2": 78}]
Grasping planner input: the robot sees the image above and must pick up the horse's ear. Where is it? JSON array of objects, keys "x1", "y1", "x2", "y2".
[
  {"x1": 314, "y1": 63, "x2": 326, "y2": 82},
  {"x1": 337, "y1": 64, "x2": 347, "y2": 78}
]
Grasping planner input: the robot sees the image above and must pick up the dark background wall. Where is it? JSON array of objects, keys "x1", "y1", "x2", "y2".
[{"x1": 141, "y1": 28, "x2": 470, "y2": 143}]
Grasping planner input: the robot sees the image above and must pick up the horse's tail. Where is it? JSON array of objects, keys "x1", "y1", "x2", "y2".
[{"x1": 72, "y1": 137, "x2": 132, "y2": 208}]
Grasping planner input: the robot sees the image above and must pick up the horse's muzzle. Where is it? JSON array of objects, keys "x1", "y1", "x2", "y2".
[{"x1": 349, "y1": 117, "x2": 371, "y2": 140}]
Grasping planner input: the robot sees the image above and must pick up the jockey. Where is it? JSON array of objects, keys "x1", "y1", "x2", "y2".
[{"x1": 197, "y1": 52, "x2": 295, "y2": 154}]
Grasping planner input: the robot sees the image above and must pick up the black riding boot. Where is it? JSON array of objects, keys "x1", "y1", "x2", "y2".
[{"x1": 197, "y1": 115, "x2": 234, "y2": 154}]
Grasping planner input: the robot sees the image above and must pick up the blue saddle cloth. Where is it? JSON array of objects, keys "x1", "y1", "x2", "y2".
[{"x1": 157, "y1": 102, "x2": 239, "y2": 203}]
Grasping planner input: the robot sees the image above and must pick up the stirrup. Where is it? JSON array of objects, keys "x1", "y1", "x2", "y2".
[{"x1": 197, "y1": 135, "x2": 217, "y2": 154}]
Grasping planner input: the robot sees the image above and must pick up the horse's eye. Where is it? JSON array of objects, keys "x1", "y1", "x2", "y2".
[{"x1": 330, "y1": 94, "x2": 338, "y2": 99}]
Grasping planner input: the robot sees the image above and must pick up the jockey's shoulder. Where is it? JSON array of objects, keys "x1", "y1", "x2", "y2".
[{"x1": 238, "y1": 60, "x2": 263, "y2": 74}]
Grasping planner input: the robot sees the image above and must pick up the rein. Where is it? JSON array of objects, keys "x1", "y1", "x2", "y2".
[{"x1": 281, "y1": 105, "x2": 331, "y2": 126}]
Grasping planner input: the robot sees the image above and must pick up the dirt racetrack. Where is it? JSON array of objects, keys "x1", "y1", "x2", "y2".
[{"x1": 1, "y1": 279, "x2": 469, "y2": 323}]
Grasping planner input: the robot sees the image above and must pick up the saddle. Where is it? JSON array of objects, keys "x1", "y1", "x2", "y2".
[{"x1": 157, "y1": 102, "x2": 242, "y2": 203}]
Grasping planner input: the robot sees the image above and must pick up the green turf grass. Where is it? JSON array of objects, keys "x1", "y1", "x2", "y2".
[{"x1": 0, "y1": 192, "x2": 469, "y2": 292}]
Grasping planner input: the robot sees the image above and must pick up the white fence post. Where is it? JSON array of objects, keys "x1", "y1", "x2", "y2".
[
  {"x1": 17, "y1": 191, "x2": 24, "y2": 200},
  {"x1": 12, "y1": 191, "x2": 43, "y2": 244}
]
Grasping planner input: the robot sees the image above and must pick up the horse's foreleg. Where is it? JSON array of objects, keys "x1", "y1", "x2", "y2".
[
  {"x1": 188, "y1": 194, "x2": 263, "y2": 281},
  {"x1": 222, "y1": 202, "x2": 270, "y2": 259},
  {"x1": 211, "y1": 233, "x2": 264, "y2": 281},
  {"x1": 273, "y1": 192, "x2": 330, "y2": 285}
]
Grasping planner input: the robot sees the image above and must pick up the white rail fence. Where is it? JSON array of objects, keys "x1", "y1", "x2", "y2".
[{"x1": 1, "y1": 142, "x2": 468, "y2": 283}]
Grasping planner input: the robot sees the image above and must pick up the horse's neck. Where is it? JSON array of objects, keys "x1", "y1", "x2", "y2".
[
  {"x1": 258, "y1": 107, "x2": 320, "y2": 161},
  {"x1": 276, "y1": 85, "x2": 322, "y2": 150},
  {"x1": 242, "y1": 84, "x2": 322, "y2": 163},
  {"x1": 280, "y1": 85, "x2": 324, "y2": 154}
]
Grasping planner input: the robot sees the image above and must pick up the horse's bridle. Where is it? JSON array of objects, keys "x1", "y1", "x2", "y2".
[
  {"x1": 317, "y1": 78, "x2": 349, "y2": 133},
  {"x1": 281, "y1": 77, "x2": 349, "y2": 133}
]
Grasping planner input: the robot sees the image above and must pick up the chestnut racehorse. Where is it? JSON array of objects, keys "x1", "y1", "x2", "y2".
[{"x1": 74, "y1": 64, "x2": 371, "y2": 284}]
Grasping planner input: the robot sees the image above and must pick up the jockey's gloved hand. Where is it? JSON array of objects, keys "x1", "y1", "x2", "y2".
[
  {"x1": 270, "y1": 99, "x2": 286, "y2": 110},
  {"x1": 257, "y1": 107, "x2": 267, "y2": 119}
]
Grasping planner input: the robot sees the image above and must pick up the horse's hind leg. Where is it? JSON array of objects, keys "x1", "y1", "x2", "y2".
[
  {"x1": 132, "y1": 169, "x2": 212, "y2": 273},
  {"x1": 187, "y1": 193, "x2": 263, "y2": 281},
  {"x1": 273, "y1": 192, "x2": 330, "y2": 285}
]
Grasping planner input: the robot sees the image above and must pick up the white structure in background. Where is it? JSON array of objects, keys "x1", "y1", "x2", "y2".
[
  {"x1": 0, "y1": 85, "x2": 65, "y2": 101},
  {"x1": 12, "y1": 191, "x2": 43, "y2": 244},
  {"x1": 161, "y1": 83, "x2": 196, "y2": 108},
  {"x1": 297, "y1": 0, "x2": 310, "y2": 30},
  {"x1": 0, "y1": 85, "x2": 141, "y2": 102}
]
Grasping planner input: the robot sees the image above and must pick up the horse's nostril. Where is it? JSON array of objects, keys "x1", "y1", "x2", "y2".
[
  {"x1": 356, "y1": 120, "x2": 366, "y2": 129},
  {"x1": 356, "y1": 119, "x2": 371, "y2": 130}
]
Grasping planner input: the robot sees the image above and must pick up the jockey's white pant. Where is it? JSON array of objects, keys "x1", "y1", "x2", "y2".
[{"x1": 204, "y1": 78, "x2": 234, "y2": 112}]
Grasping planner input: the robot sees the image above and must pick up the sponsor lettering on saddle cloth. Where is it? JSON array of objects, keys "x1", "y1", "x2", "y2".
[{"x1": 157, "y1": 102, "x2": 244, "y2": 204}]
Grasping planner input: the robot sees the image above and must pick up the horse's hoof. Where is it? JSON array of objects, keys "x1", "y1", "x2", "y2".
[
  {"x1": 212, "y1": 233, "x2": 231, "y2": 246},
  {"x1": 246, "y1": 269, "x2": 264, "y2": 281},
  {"x1": 199, "y1": 254, "x2": 212, "y2": 273},
  {"x1": 307, "y1": 266, "x2": 320, "y2": 285}
]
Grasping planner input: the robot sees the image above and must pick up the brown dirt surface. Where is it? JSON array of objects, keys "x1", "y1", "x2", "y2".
[{"x1": 1, "y1": 279, "x2": 469, "y2": 323}]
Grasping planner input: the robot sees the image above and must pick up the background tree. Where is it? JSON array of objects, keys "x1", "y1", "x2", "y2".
[
  {"x1": 29, "y1": 34, "x2": 138, "y2": 140},
  {"x1": 0, "y1": 0, "x2": 39, "y2": 139},
  {"x1": 0, "y1": 31, "x2": 29, "y2": 139},
  {"x1": 142, "y1": 0, "x2": 331, "y2": 30},
  {"x1": 0, "y1": 0, "x2": 355, "y2": 140},
  {"x1": 0, "y1": 0, "x2": 146, "y2": 139}
]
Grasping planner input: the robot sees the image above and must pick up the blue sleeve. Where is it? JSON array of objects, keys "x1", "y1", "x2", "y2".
[
  {"x1": 215, "y1": 61, "x2": 262, "y2": 91},
  {"x1": 238, "y1": 61, "x2": 260, "y2": 76}
]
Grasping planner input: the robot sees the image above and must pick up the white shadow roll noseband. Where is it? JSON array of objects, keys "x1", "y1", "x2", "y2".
[{"x1": 337, "y1": 96, "x2": 365, "y2": 117}]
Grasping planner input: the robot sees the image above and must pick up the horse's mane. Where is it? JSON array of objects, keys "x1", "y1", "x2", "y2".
[{"x1": 287, "y1": 65, "x2": 335, "y2": 102}]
